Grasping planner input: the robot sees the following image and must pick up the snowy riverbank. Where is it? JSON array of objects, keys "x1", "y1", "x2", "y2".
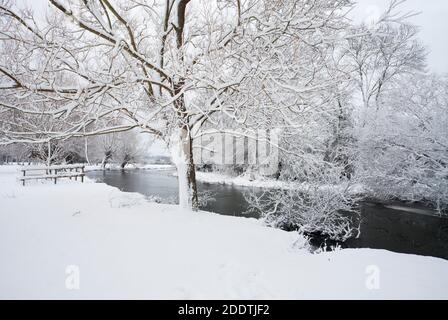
[
  {"x1": 85, "y1": 163, "x2": 174, "y2": 172},
  {"x1": 0, "y1": 165, "x2": 447, "y2": 299},
  {"x1": 196, "y1": 171, "x2": 288, "y2": 189},
  {"x1": 195, "y1": 171, "x2": 366, "y2": 195}
]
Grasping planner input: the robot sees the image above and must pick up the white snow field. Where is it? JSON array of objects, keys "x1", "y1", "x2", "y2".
[{"x1": 0, "y1": 165, "x2": 447, "y2": 299}]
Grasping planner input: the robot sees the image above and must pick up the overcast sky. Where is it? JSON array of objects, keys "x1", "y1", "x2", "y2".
[
  {"x1": 352, "y1": 0, "x2": 448, "y2": 73},
  {"x1": 21, "y1": 0, "x2": 448, "y2": 73}
]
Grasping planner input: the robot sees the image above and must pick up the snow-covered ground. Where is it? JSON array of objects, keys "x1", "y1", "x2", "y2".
[
  {"x1": 195, "y1": 171, "x2": 366, "y2": 195},
  {"x1": 0, "y1": 165, "x2": 447, "y2": 299},
  {"x1": 196, "y1": 171, "x2": 288, "y2": 189}
]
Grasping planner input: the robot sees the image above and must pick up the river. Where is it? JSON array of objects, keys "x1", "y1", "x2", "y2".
[{"x1": 87, "y1": 169, "x2": 448, "y2": 260}]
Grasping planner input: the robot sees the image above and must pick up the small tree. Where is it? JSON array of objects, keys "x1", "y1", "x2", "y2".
[
  {"x1": 116, "y1": 131, "x2": 141, "y2": 169},
  {"x1": 345, "y1": 22, "x2": 426, "y2": 121}
]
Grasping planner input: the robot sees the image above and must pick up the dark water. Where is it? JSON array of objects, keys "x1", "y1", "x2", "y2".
[
  {"x1": 87, "y1": 169, "x2": 256, "y2": 217},
  {"x1": 87, "y1": 169, "x2": 448, "y2": 260},
  {"x1": 346, "y1": 203, "x2": 448, "y2": 259}
]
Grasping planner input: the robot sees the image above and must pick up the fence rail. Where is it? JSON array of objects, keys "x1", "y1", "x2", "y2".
[{"x1": 19, "y1": 165, "x2": 85, "y2": 186}]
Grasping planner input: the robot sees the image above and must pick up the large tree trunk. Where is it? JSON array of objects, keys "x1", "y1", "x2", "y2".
[
  {"x1": 169, "y1": 0, "x2": 198, "y2": 210},
  {"x1": 170, "y1": 127, "x2": 198, "y2": 210}
]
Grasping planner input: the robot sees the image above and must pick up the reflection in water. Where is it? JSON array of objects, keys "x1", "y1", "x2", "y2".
[
  {"x1": 88, "y1": 169, "x2": 257, "y2": 217},
  {"x1": 87, "y1": 169, "x2": 448, "y2": 260}
]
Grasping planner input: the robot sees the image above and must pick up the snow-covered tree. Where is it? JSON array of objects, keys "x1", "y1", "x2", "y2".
[
  {"x1": 345, "y1": 21, "x2": 426, "y2": 123},
  {"x1": 356, "y1": 73, "x2": 448, "y2": 214},
  {"x1": 243, "y1": 0, "x2": 431, "y2": 239},
  {"x1": 98, "y1": 134, "x2": 117, "y2": 170},
  {"x1": 0, "y1": 0, "x2": 359, "y2": 210}
]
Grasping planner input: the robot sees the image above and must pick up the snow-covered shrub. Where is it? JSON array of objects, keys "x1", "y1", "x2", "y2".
[
  {"x1": 246, "y1": 119, "x2": 360, "y2": 241},
  {"x1": 246, "y1": 177, "x2": 360, "y2": 241},
  {"x1": 355, "y1": 74, "x2": 448, "y2": 214},
  {"x1": 146, "y1": 195, "x2": 164, "y2": 204}
]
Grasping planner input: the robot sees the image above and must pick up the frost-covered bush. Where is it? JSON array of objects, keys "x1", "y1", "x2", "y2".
[
  {"x1": 246, "y1": 184, "x2": 359, "y2": 241},
  {"x1": 355, "y1": 74, "x2": 448, "y2": 214},
  {"x1": 246, "y1": 122, "x2": 360, "y2": 241}
]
